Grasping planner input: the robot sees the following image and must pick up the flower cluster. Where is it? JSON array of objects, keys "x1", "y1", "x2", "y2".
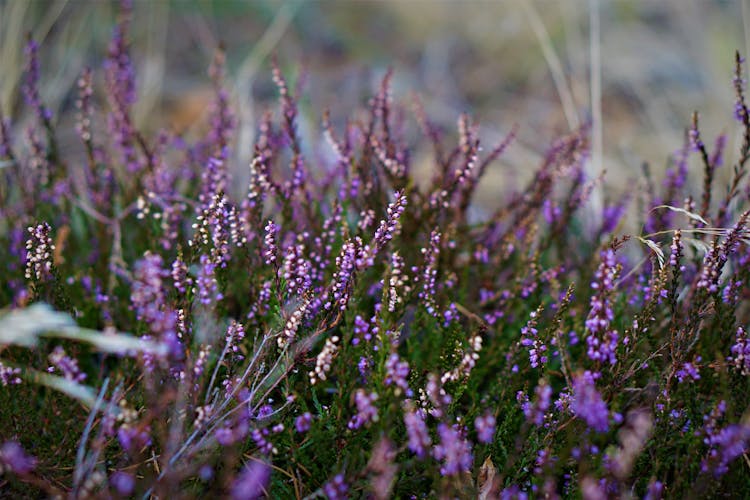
[
  {"x1": 24, "y1": 223, "x2": 55, "y2": 281},
  {"x1": 0, "y1": 362, "x2": 21, "y2": 386},
  {"x1": 0, "y1": 441, "x2": 37, "y2": 475},
  {"x1": 278, "y1": 296, "x2": 310, "y2": 348},
  {"x1": 571, "y1": 371, "x2": 610, "y2": 433},
  {"x1": 729, "y1": 326, "x2": 750, "y2": 375},
  {"x1": 585, "y1": 248, "x2": 620, "y2": 365},
  {"x1": 348, "y1": 390, "x2": 379, "y2": 429},
  {"x1": 309, "y1": 335, "x2": 340, "y2": 385},
  {"x1": 519, "y1": 381, "x2": 553, "y2": 427},
  {"x1": 433, "y1": 423, "x2": 473, "y2": 476},
  {"x1": 48, "y1": 346, "x2": 86, "y2": 383},
  {"x1": 520, "y1": 307, "x2": 546, "y2": 368},
  {"x1": 416, "y1": 230, "x2": 441, "y2": 317},
  {"x1": 384, "y1": 353, "x2": 411, "y2": 396},
  {"x1": 386, "y1": 251, "x2": 410, "y2": 313},
  {"x1": 403, "y1": 404, "x2": 431, "y2": 459},
  {"x1": 474, "y1": 412, "x2": 496, "y2": 444},
  {"x1": 195, "y1": 254, "x2": 223, "y2": 306}
]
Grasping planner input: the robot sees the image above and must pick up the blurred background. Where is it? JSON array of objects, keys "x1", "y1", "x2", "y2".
[{"x1": 1, "y1": 0, "x2": 749, "y2": 214}]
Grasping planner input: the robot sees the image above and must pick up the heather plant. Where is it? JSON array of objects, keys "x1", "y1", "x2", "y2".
[{"x1": 3, "y1": 6, "x2": 750, "y2": 500}]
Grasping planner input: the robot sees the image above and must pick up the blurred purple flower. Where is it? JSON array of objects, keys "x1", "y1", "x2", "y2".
[
  {"x1": 571, "y1": 371, "x2": 609, "y2": 433},
  {"x1": 110, "y1": 471, "x2": 135, "y2": 496},
  {"x1": 231, "y1": 459, "x2": 271, "y2": 500},
  {"x1": 475, "y1": 412, "x2": 496, "y2": 444},
  {"x1": 323, "y1": 474, "x2": 348, "y2": 500},
  {"x1": 0, "y1": 441, "x2": 37, "y2": 474},
  {"x1": 433, "y1": 423, "x2": 473, "y2": 476}
]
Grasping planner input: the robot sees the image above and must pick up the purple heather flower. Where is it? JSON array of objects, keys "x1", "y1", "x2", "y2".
[
  {"x1": 702, "y1": 424, "x2": 750, "y2": 477},
  {"x1": 571, "y1": 371, "x2": 609, "y2": 433},
  {"x1": 666, "y1": 142, "x2": 689, "y2": 195},
  {"x1": 0, "y1": 441, "x2": 37, "y2": 474},
  {"x1": 367, "y1": 437, "x2": 397, "y2": 499},
  {"x1": 132, "y1": 253, "x2": 169, "y2": 320},
  {"x1": 117, "y1": 425, "x2": 151, "y2": 452},
  {"x1": 475, "y1": 412, "x2": 496, "y2": 444},
  {"x1": 585, "y1": 248, "x2": 619, "y2": 365},
  {"x1": 442, "y1": 302, "x2": 459, "y2": 326},
  {"x1": 263, "y1": 220, "x2": 278, "y2": 266},
  {"x1": 433, "y1": 423, "x2": 473, "y2": 476},
  {"x1": 710, "y1": 133, "x2": 727, "y2": 169},
  {"x1": 171, "y1": 257, "x2": 191, "y2": 294},
  {"x1": 384, "y1": 353, "x2": 411, "y2": 397},
  {"x1": 697, "y1": 211, "x2": 750, "y2": 293},
  {"x1": 358, "y1": 356, "x2": 371, "y2": 383},
  {"x1": 601, "y1": 200, "x2": 627, "y2": 235},
  {"x1": 256, "y1": 404, "x2": 274, "y2": 420},
  {"x1": 192, "y1": 191, "x2": 244, "y2": 265},
  {"x1": 322, "y1": 474, "x2": 349, "y2": 500},
  {"x1": 676, "y1": 357, "x2": 701, "y2": 383},
  {"x1": 215, "y1": 427, "x2": 234, "y2": 446},
  {"x1": 195, "y1": 254, "x2": 223, "y2": 305},
  {"x1": 644, "y1": 480, "x2": 664, "y2": 500},
  {"x1": 520, "y1": 309, "x2": 546, "y2": 368},
  {"x1": 251, "y1": 428, "x2": 275, "y2": 455},
  {"x1": 224, "y1": 320, "x2": 246, "y2": 360},
  {"x1": 580, "y1": 477, "x2": 607, "y2": 500},
  {"x1": 247, "y1": 280, "x2": 273, "y2": 321},
  {"x1": 231, "y1": 460, "x2": 271, "y2": 500},
  {"x1": 722, "y1": 278, "x2": 741, "y2": 305},
  {"x1": 417, "y1": 230, "x2": 441, "y2": 317},
  {"x1": 352, "y1": 315, "x2": 372, "y2": 345},
  {"x1": 295, "y1": 412, "x2": 312, "y2": 433},
  {"x1": 543, "y1": 198, "x2": 561, "y2": 226},
  {"x1": 404, "y1": 405, "x2": 431, "y2": 459},
  {"x1": 104, "y1": 10, "x2": 135, "y2": 109},
  {"x1": 0, "y1": 362, "x2": 22, "y2": 386},
  {"x1": 280, "y1": 239, "x2": 313, "y2": 295},
  {"x1": 110, "y1": 471, "x2": 135, "y2": 496},
  {"x1": 730, "y1": 327, "x2": 750, "y2": 375},
  {"x1": 517, "y1": 390, "x2": 531, "y2": 416},
  {"x1": 104, "y1": 6, "x2": 141, "y2": 173},
  {"x1": 688, "y1": 117, "x2": 704, "y2": 153},
  {"x1": 522, "y1": 382, "x2": 553, "y2": 427},
  {"x1": 325, "y1": 239, "x2": 359, "y2": 311},
  {"x1": 132, "y1": 253, "x2": 180, "y2": 358},
  {"x1": 199, "y1": 465, "x2": 213, "y2": 482},
  {"x1": 373, "y1": 190, "x2": 407, "y2": 249},
  {"x1": 23, "y1": 38, "x2": 51, "y2": 123},
  {"x1": 669, "y1": 229, "x2": 684, "y2": 270},
  {"x1": 348, "y1": 390, "x2": 379, "y2": 429},
  {"x1": 500, "y1": 486, "x2": 529, "y2": 500},
  {"x1": 48, "y1": 346, "x2": 86, "y2": 383}
]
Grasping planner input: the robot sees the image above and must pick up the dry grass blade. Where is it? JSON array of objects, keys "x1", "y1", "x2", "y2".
[
  {"x1": 651, "y1": 205, "x2": 710, "y2": 227},
  {"x1": 636, "y1": 236, "x2": 665, "y2": 269}
]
